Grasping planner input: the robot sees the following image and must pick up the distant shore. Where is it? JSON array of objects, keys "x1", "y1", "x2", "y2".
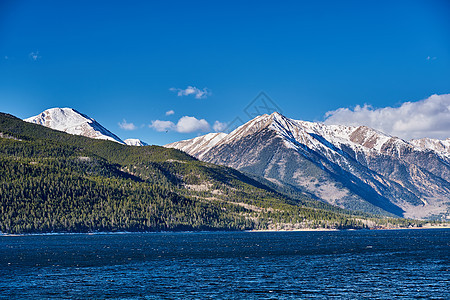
[
  {"x1": 1, "y1": 224, "x2": 449, "y2": 237},
  {"x1": 248, "y1": 225, "x2": 450, "y2": 233}
]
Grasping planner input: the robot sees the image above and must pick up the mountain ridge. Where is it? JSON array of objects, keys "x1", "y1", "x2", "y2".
[
  {"x1": 6, "y1": 111, "x2": 424, "y2": 234},
  {"x1": 166, "y1": 112, "x2": 450, "y2": 220}
]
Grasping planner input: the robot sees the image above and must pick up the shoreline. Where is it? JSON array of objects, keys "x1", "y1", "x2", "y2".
[{"x1": 1, "y1": 224, "x2": 449, "y2": 237}]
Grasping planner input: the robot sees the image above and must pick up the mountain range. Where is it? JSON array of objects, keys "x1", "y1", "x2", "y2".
[
  {"x1": 4, "y1": 111, "x2": 419, "y2": 234},
  {"x1": 21, "y1": 108, "x2": 450, "y2": 221},
  {"x1": 167, "y1": 112, "x2": 450, "y2": 220}
]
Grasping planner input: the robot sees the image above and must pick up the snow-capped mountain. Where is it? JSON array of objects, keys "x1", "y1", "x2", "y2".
[
  {"x1": 24, "y1": 108, "x2": 124, "y2": 144},
  {"x1": 124, "y1": 138, "x2": 149, "y2": 146},
  {"x1": 166, "y1": 112, "x2": 450, "y2": 220}
]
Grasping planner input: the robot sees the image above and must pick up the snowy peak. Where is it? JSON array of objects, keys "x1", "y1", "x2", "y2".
[
  {"x1": 124, "y1": 139, "x2": 148, "y2": 146},
  {"x1": 24, "y1": 108, "x2": 124, "y2": 144},
  {"x1": 214, "y1": 112, "x2": 296, "y2": 146}
]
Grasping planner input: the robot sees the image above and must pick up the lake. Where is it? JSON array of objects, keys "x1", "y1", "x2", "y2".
[{"x1": 0, "y1": 229, "x2": 449, "y2": 299}]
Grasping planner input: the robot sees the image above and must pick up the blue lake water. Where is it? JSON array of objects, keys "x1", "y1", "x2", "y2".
[{"x1": 0, "y1": 229, "x2": 449, "y2": 299}]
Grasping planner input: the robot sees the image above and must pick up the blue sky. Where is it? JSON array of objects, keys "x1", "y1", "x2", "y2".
[{"x1": 1, "y1": 0, "x2": 449, "y2": 144}]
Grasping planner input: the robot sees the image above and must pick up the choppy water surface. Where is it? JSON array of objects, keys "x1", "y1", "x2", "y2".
[{"x1": 0, "y1": 229, "x2": 449, "y2": 299}]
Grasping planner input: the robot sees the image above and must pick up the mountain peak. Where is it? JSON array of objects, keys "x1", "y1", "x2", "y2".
[
  {"x1": 24, "y1": 107, "x2": 124, "y2": 144},
  {"x1": 124, "y1": 139, "x2": 149, "y2": 146},
  {"x1": 270, "y1": 111, "x2": 284, "y2": 118}
]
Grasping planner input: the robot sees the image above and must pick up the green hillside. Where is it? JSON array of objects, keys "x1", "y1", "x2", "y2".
[{"x1": 0, "y1": 113, "x2": 428, "y2": 234}]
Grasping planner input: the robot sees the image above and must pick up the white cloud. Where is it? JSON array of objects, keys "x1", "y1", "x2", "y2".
[
  {"x1": 213, "y1": 121, "x2": 228, "y2": 132},
  {"x1": 149, "y1": 116, "x2": 211, "y2": 133},
  {"x1": 165, "y1": 110, "x2": 175, "y2": 116},
  {"x1": 324, "y1": 94, "x2": 450, "y2": 140},
  {"x1": 169, "y1": 86, "x2": 211, "y2": 99},
  {"x1": 118, "y1": 119, "x2": 137, "y2": 131},
  {"x1": 176, "y1": 116, "x2": 210, "y2": 133},
  {"x1": 426, "y1": 56, "x2": 437, "y2": 61},
  {"x1": 29, "y1": 51, "x2": 40, "y2": 61},
  {"x1": 149, "y1": 120, "x2": 176, "y2": 132}
]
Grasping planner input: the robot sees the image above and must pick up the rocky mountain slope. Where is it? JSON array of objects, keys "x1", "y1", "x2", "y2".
[{"x1": 166, "y1": 112, "x2": 450, "y2": 220}]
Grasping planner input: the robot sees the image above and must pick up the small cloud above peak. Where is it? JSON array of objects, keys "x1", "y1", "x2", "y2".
[
  {"x1": 169, "y1": 86, "x2": 211, "y2": 99},
  {"x1": 176, "y1": 116, "x2": 210, "y2": 133},
  {"x1": 149, "y1": 116, "x2": 210, "y2": 133},
  {"x1": 149, "y1": 120, "x2": 175, "y2": 132},
  {"x1": 213, "y1": 121, "x2": 228, "y2": 132},
  {"x1": 118, "y1": 119, "x2": 137, "y2": 131},
  {"x1": 165, "y1": 110, "x2": 175, "y2": 116}
]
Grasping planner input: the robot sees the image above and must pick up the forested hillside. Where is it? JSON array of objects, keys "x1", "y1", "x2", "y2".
[{"x1": 0, "y1": 113, "x2": 429, "y2": 234}]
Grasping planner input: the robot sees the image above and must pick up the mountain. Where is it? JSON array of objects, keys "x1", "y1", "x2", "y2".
[
  {"x1": 3, "y1": 112, "x2": 421, "y2": 234},
  {"x1": 166, "y1": 112, "x2": 450, "y2": 220},
  {"x1": 124, "y1": 138, "x2": 149, "y2": 146},
  {"x1": 24, "y1": 107, "x2": 124, "y2": 144}
]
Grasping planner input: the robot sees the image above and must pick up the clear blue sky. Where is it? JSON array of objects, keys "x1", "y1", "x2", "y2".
[{"x1": 1, "y1": 0, "x2": 449, "y2": 144}]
